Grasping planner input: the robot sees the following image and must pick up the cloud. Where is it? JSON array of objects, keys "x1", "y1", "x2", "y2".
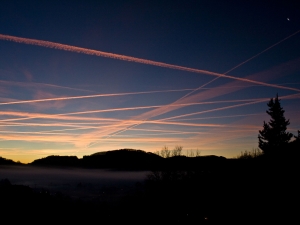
[
  {"x1": 0, "y1": 79, "x2": 97, "y2": 93},
  {"x1": 23, "y1": 69, "x2": 34, "y2": 81},
  {"x1": 31, "y1": 90, "x2": 67, "y2": 110}
]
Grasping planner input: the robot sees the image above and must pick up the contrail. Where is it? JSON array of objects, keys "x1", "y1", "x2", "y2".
[
  {"x1": 0, "y1": 88, "x2": 194, "y2": 106},
  {"x1": 94, "y1": 93, "x2": 300, "y2": 144},
  {"x1": 130, "y1": 128, "x2": 205, "y2": 134},
  {"x1": 0, "y1": 33, "x2": 299, "y2": 92},
  {"x1": 0, "y1": 111, "x2": 123, "y2": 123},
  {"x1": 131, "y1": 127, "x2": 256, "y2": 134},
  {"x1": 157, "y1": 93, "x2": 300, "y2": 121},
  {"x1": 0, "y1": 98, "x2": 263, "y2": 123},
  {"x1": 97, "y1": 72, "x2": 300, "y2": 143},
  {"x1": 2, "y1": 33, "x2": 299, "y2": 148},
  {"x1": 98, "y1": 96, "x2": 263, "y2": 140},
  {"x1": 175, "y1": 28, "x2": 300, "y2": 100},
  {"x1": 0, "y1": 130, "x2": 81, "y2": 135},
  {"x1": 170, "y1": 112, "x2": 265, "y2": 121},
  {"x1": 0, "y1": 122, "x2": 107, "y2": 130},
  {"x1": 97, "y1": 29, "x2": 300, "y2": 143},
  {"x1": 224, "y1": 29, "x2": 300, "y2": 74},
  {"x1": 86, "y1": 97, "x2": 267, "y2": 147},
  {"x1": 2, "y1": 81, "x2": 298, "y2": 106},
  {"x1": 57, "y1": 98, "x2": 265, "y2": 116}
]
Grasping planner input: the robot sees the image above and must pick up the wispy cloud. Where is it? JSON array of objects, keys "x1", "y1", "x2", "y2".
[{"x1": 0, "y1": 79, "x2": 97, "y2": 93}]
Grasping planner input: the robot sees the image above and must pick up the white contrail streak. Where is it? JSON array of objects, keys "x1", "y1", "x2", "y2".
[
  {"x1": 157, "y1": 93, "x2": 300, "y2": 121},
  {"x1": 0, "y1": 33, "x2": 299, "y2": 92},
  {"x1": 92, "y1": 93, "x2": 300, "y2": 144},
  {"x1": 97, "y1": 29, "x2": 300, "y2": 142},
  {"x1": 0, "y1": 98, "x2": 263, "y2": 121},
  {"x1": 176, "y1": 28, "x2": 300, "y2": 100},
  {"x1": 224, "y1": 29, "x2": 300, "y2": 74},
  {"x1": 0, "y1": 88, "x2": 193, "y2": 106}
]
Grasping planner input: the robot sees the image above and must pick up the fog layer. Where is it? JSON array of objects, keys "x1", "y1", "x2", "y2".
[{"x1": 0, "y1": 166, "x2": 149, "y2": 201}]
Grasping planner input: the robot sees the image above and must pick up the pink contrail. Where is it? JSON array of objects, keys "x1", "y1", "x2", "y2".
[
  {"x1": 85, "y1": 97, "x2": 266, "y2": 147},
  {"x1": 84, "y1": 28, "x2": 300, "y2": 145},
  {"x1": 171, "y1": 112, "x2": 265, "y2": 121},
  {"x1": 100, "y1": 56, "x2": 300, "y2": 141},
  {"x1": 99, "y1": 97, "x2": 264, "y2": 140},
  {"x1": 2, "y1": 33, "x2": 299, "y2": 149},
  {"x1": 157, "y1": 93, "x2": 300, "y2": 121},
  {"x1": 0, "y1": 98, "x2": 262, "y2": 124},
  {"x1": 96, "y1": 93, "x2": 300, "y2": 144},
  {"x1": 0, "y1": 111, "x2": 123, "y2": 123},
  {"x1": 0, "y1": 33, "x2": 299, "y2": 92}
]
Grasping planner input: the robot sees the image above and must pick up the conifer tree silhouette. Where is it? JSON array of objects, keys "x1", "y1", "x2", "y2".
[{"x1": 258, "y1": 94, "x2": 293, "y2": 155}]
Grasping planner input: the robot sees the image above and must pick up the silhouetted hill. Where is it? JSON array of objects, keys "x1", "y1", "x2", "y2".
[
  {"x1": 27, "y1": 149, "x2": 230, "y2": 171},
  {"x1": 2, "y1": 153, "x2": 299, "y2": 223},
  {"x1": 30, "y1": 155, "x2": 79, "y2": 167},
  {"x1": 28, "y1": 147, "x2": 300, "y2": 172},
  {"x1": 82, "y1": 149, "x2": 163, "y2": 170},
  {"x1": 0, "y1": 156, "x2": 20, "y2": 165},
  {"x1": 27, "y1": 149, "x2": 163, "y2": 170}
]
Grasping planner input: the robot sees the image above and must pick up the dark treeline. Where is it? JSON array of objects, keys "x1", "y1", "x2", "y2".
[
  {"x1": 2, "y1": 147, "x2": 299, "y2": 171},
  {"x1": 1, "y1": 153, "x2": 299, "y2": 223},
  {"x1": 0, "y1": 149, "x2": 229, "y2": 171}
]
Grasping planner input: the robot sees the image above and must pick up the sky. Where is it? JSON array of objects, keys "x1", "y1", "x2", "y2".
[{"x1": 0, "y1": 0, "x2": 300, "y2": 163}]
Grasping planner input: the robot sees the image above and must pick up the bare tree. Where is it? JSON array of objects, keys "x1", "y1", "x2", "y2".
[
  {"x1": 160, "y1": 146, "x2": 171, "y2": 158},
  {"x1": 171, "y1": 145, "x2": 182, "y2": 156},
  {"x1": 195, "y1": 149, "x2": 201, "y2": 157},
  {"x1": 186, "y1": 149, "x2": 194, "y2": 157}
]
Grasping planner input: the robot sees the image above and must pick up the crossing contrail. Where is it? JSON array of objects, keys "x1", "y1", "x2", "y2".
[
  {"x1": 0, "y1": 33, "x2": 299, "y2": 92},
  {"x1": 0, "y1": 88, "x2": 193, "y2": 106},
  {"x1": 88, "y1": 92, "x2": 300, "y2": 146},
  {"x1": 157, "y1": 93, "x2": 300, "y2": 121},
  {"x1": 0, "y1": 98, "x2": 265, "y2": 122},
  {"x1": 173, "y1": 28, "x2": 300, "y2": 101},
  {"x1": 107, "y1": 28, "x2": 300, "y2": 135},
  {"x1": 224, "y1": 29, "x2": 300, "y2": 75},
  {"x1": 2, "y1": 33, "x2": 300, "y2": 149}
]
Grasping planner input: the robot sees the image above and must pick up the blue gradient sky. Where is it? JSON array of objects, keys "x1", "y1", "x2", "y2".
[{"x1": 0, "y1": 0, "x2": 300, "y2": 163}]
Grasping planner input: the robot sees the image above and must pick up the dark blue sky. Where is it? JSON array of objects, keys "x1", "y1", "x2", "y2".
[{"x1": 0, "y1": 0, "x2": 300, "y2": 163}]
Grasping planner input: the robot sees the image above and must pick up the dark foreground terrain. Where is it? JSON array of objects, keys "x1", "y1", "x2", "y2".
[{"x1": 1, "y1": 158, "x2": 299, "y2": 224}]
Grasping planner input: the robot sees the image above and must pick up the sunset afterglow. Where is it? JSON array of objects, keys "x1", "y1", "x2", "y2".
[{"x1": 1, "y1": 1, "x2": 299, "y2": 163}]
